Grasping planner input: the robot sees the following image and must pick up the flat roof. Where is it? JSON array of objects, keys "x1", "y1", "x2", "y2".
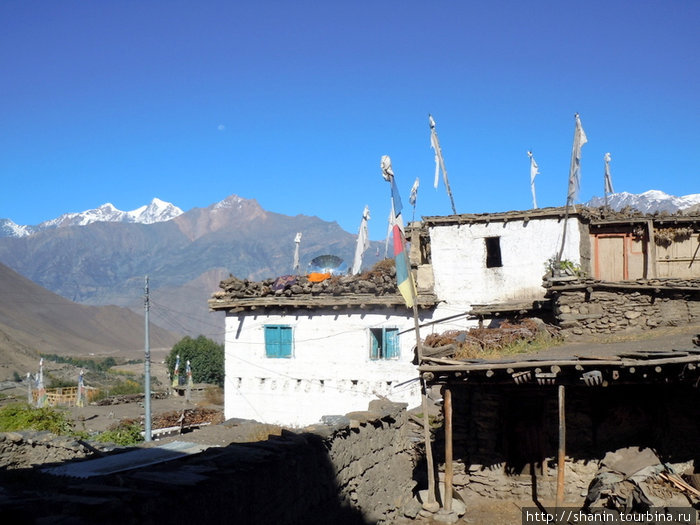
[{"x1": 418, "y1": 327, "x2": 700, "y2": 387}]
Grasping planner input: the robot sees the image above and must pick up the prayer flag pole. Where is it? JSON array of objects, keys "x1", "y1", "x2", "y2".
[
  {"x1": 429, "y1": 115, "x2": 457, "y2": 215},
  {"x1": 382, "y1": 155, "x2": 438, "y2": 510},
  {"x1": 558, "y1": 113, "x2": 587, "y2": 263}
]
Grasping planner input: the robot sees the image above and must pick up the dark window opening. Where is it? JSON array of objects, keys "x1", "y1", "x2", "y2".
[
  {"x1": 485, "y1": 237, "x2": 503, "y2": 268},
  {"x1": 370, "y1": 328, "x2": 399, "y2": 360}
]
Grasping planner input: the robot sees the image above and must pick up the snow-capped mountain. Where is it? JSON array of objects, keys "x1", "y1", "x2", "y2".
[
  {"x1": 586, "y1": 190, "x2": 700, "y2": 214},
  {"x1": 1, "y1": 198, "x2": 183, "y2": 238},
  {"x1": 0, "y1": 219, "x2": 36, "y2": 238},
  {"x1": 40, "y1": 198, "x2": 183, "y2": 228}
]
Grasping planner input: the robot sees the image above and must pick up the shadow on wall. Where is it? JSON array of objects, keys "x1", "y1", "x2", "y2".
[
  {"x1": 428, "y1": 383, "x2": 700, "y2": 499},
  {"x1": 0, "y1": 400, "x2": 416, "y2": 524}
]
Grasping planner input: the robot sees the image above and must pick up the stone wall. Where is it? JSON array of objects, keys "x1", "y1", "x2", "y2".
[
  {"x1": 0, "y1": 430, "x2": 114, "y2": 469},
  {"x1": 0, "y1": 400, "x2": 416, "y2": 524},
  {"x1": 545, "y1": 278, "x2": 700, "y2": 335},
  {"x1": 438, "y1": 384, "x2": 700, "y2": 502}
]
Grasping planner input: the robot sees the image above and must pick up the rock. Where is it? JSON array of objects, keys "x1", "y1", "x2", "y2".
[
  {"x1": 434, "y1": 509, "x2": 460, "y2": 523},
  {"x1": 403, "y1": 498, "x2": 422, "y2": 518},
  {"x1": 6, "y1": 432, "x2": 23, "y2": 443}
]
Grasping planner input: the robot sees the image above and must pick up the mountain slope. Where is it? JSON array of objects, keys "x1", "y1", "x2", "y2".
[
  {"x1": 0, "y1": 195, "x2": 383, "y2": 340},
  {"x1": 0, "y1": 261, "x2": 181, "y2": 376}
]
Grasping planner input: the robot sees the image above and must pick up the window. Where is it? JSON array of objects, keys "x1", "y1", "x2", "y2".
[
  {"x1": 485, "y1": 236, "x2": 503, "y2": 268},
  {"x1": 370, "y1": 328, "x2": 399, "y2": 360},
  {"x1": 264, "y1": 325, "x2": 293, "y2": 358}
]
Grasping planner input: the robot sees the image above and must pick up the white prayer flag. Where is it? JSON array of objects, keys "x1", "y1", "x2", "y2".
[
  {"x1": 528, "y1": 151, "x2": 539, "y2": 209},
  {"x1": 430, "y1": 116, "x2": 441, "y2": 190},
  {"x1": 409, "y1": 177, "x2": 419, "y2": 207},
  {"x1": 604, "y1": 152, "x2": 614, "y2": 194},
  {"x1": 351, "y1": 206, "x2": 370, "y2": 275},
  {"x1": 566, "y1": 113, "x2": 588, "y2": 207},
  {"x1": 429, "y1": 115, "x2": 457, "y2": 214},
  {"x1": 381, "y1": 155, "x2": 403, "y2": 218},
  {"x1": 293, "y1": 232, "x2": 302, "y2": 273}
]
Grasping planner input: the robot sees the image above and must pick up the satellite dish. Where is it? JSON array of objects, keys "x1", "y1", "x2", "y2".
[{"x1": 308, "y1": 255, "x2": 347, "y2": 275}]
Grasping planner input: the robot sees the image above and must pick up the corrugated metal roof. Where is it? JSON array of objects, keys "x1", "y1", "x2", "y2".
[{"x1": 42, "y1": 440, "x2": 212, "y2": 479}]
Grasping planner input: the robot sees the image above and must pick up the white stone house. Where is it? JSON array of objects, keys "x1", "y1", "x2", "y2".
[
  {"x1": 209, "y1": 207, "x2": 588, "y2": 426},
  {"x1": 413, "y1": 208, "x2": 588, "y2": 320}
]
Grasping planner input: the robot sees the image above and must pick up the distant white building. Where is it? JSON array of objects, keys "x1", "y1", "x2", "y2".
[{"x1": 210, "y1": 208, "x2": 589, "y2": 426}]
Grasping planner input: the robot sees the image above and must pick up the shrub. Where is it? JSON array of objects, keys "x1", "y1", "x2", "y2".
[
  {"x1": 165, "y1": 335, "x2": 224, "y2": 387},
  {"x1": 93, "y1": 422, "x2": 143, "y2": 446},
  {"x1": 0, "y1": 403, "x2": 73, "y2": 435}
]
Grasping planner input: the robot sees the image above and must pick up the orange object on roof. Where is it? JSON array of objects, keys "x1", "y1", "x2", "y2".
[{"x1": 307, "y1": 272, "x2": 331, "y2": 282}]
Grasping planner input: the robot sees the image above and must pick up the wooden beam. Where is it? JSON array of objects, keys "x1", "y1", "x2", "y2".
[
  {"x1": 646, "y1": 220, "x2": 658, "y2": 279},
  {"x1": 556, "y1": 385, "x2": 566, "y2": 509},
  {"x1": 444, "y1": 387, "x2": 453, "y2": 512},
  {"x1": 421, "y1": 386, "x2": 439, "y2": 512},
  {"x1": 419, "y1": 354, "x2": 700, "y2": 373}
]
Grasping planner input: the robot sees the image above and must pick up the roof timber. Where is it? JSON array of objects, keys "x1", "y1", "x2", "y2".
[
  {"x1": 208, "y1": 293, "x2": 438, "y2": 313},
  {"x1": 418, "y1": 348, "x2": 700, "y2": 387}
]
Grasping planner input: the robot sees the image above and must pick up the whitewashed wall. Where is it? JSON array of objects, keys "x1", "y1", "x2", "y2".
[
  {"x1": 224, "y1": 308, "x2": 426, "y2": 426},
  {"x1": 429, "y1": 217, "x2": 582, "y2": 310}
]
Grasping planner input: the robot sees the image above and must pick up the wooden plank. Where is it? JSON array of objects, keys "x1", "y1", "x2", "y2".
[
  {"x1": 419, "y1": 354, "x2": 700, "y2": 373},
  {"x1": 209, "y1": 293, "x2": 438, "y2": 311},
  {"x1": 444, "y1": 387, "x2": 453, "y2": 513},
  {"x1": 556, "y1": 385, "x2": 566, "y2": 509},
  {"x1": 421, "y1": 387, "x2": 439, "y2": 512}
]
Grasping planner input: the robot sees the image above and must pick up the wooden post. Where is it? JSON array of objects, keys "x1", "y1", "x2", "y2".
[
  {"x1": 421, "y1": 381, "x2": 439, "y2": 511},
  {"x1": 646, "y1": 220, "x2": 657, "y2": 278},
  {"x1": 556, "y1": 385, "x2": 566, "y2": 508},
  {"x1": 444, "y1": 386, "x2": 453, "y2": 512}
]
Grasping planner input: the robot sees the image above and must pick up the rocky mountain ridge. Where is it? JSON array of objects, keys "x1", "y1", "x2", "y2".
[
  {"x1": 0, "y1": 198, "x2": 183, "y2": 238},
  {"x1": 586, "y1": 190, "x2": 700, "y2": 214}
]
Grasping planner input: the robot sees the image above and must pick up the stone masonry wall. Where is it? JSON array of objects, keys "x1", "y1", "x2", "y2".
[
  {"x1": 0, "y1": 430, "x2": 114, "y2": 469},
  {"x1": 441, "y1": 384, "x2": 700, "y2": 502},
  {"x1": 545, "y1": 279, "x2": 700, "y2": 336},
  {"x1": 0, "y1": 399, "x2": 416, "y2": 524}
]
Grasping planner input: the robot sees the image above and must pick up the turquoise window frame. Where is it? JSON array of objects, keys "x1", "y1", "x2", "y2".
[
  {"x1": 264, "y1": 325, "x2": 293, "y2": 358},
  {"x1": 370, "y1": 327, "x2": 399, "y2": 360}
]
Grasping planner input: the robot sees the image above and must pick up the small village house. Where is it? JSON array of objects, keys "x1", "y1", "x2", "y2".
[
  {"x1": 210, "y1": 206, "x2": 700, "y2": 426},
  {"x1": 210, "y1": 207, "x2": 593, "y2": 426}
]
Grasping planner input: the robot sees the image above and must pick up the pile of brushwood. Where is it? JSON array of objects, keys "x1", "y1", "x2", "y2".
[
  {"x1": 119, "y1": 407, "x2": 223, "y2": 430},
  {"x1": 214, "y1": 259, "x2": 400, "y2": 299},
  {"x1": 94, "y1": 392, "x2": 168, "y2": 406},
  {"x1": 423, "y1": 319, "x2": 560, "y2": 359}
]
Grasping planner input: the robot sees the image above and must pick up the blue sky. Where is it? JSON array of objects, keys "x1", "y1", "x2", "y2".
[{"x1": 1, "y1": 1, "x2": 698, "y2": 238}]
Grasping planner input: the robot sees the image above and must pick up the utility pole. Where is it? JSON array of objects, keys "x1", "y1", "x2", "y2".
[{"x1": 144, "y1": 276, "x2": 152, "y2": 442}]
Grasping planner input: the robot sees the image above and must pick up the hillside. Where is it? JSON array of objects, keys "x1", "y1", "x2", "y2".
[
  {"x1": 0, "y1": 195, "x2": 383, "y2": 340},
  {"x1": 0, "y1": 262, "x2": 181, "y2": 380}
]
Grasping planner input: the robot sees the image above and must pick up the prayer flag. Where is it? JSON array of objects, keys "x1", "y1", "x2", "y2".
[
  {"x1": 351, "y1": 206, "x2": 370, "y2": 275},
  {"x1": 566, "y1": 113, "x2": 587, "y2": 206},
  {"x1": 381, "y1": 155, "x2": 403, "y2": 218},
  {"x1": 409, "y1": 177, "x2": 419, "y2": 207},
  {"x1": 393, "y1": 224, "x2": 416, "y2": 308},
  {"x1": 186, "y1": 360, "x2": 193, "y2": 387},
  {"x1": 293, "y1": 232, "x2": 302, "y2": 274},
  {"x1": 172, "y1": 354, "x2": 180, "y2": 388},
  {"x1": 429, "y1": 115, "x2": 457, "y2": 214},
  {"x1": 528, "y1": 151, "x2": 539, "y2": 209},
  {"x1": 77, "y1": 369, "x2": 85, "y2": 407},
  {"x1": 604, "y1": 152, "x2": 614, "y2": 194}
]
